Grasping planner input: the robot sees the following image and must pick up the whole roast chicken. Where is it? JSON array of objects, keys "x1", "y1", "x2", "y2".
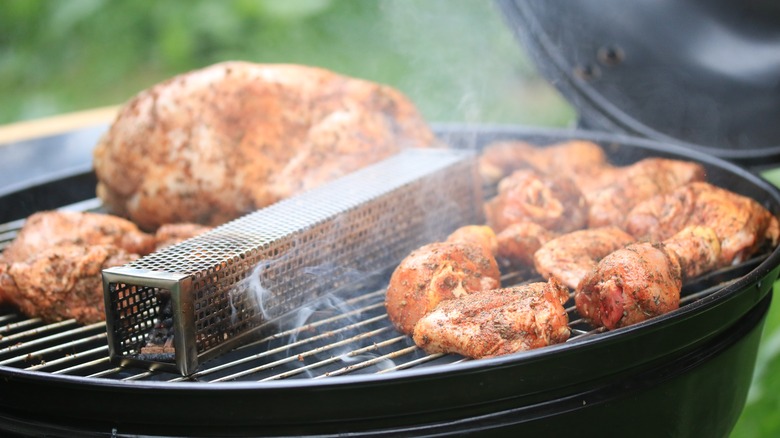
[{"x1": 94, "y1": 61, "x2": 437, "y2": 230}]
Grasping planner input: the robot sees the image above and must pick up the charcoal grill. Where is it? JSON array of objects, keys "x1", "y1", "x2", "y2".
[
  {"x1": 0, "y1": 125, "x2": 778, "y2": 437},
  {"x1": 3, "y1": 0, "x2": 780, "y2": 435}
]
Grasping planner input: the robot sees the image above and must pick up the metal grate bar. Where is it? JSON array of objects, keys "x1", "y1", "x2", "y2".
[
  {"x1": 0, "y1": 322, "x2": 104, "y2": 357},
  {"x1": 53, "y1": 356, "x2": 112, "y2": 375},
  {"x1": 260, "y1": 333, "x2": 406, "y2": 381},
  {"x1": 211, "y1": 323, "x2": 393, "y2": 382},
  {"x1": 376, "y1": 351, "x2": 448, "y2": 374},
  {"x1": 312, "y1": 337, "x2": 420, "y2": 379},
  {"x1": 25, "y1": 345, "x2": 108, "y2": 371},
  {"x1": 168, "y1": 303, "x2": 389, "y2": 382},
  {"x1": 0, "y1": 318, "x2": 49, "y2": 337},
  {"x1": 4, "y1": 332, "x2": 107, "y2": 367},
  {"x1": 86, "y1": 367, "x2": 124, "y2": 379}
]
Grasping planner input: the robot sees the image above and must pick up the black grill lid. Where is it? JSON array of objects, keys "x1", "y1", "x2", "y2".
[{"x1": 497, "y1": 0, "x2": 780, "y2": 165}]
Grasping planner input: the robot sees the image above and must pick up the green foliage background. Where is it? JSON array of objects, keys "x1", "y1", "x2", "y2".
[
  {"x1": 0, "y1": 0, "x2": 573, "y2": 126},
  {"x1": 2, "y1": 1, "x2": 779, "y2": 436}
]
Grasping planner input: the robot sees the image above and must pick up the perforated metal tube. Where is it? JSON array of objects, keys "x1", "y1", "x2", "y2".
[{"x1": 102, "y1": 148, "x2": 483, "y2": 375}]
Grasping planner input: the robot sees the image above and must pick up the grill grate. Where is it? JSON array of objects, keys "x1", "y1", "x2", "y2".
[
  {"x1": 0, "y1": 150, "x2": 769, "y2": 383},
  {"x1": 0, "y1": 250, "x2": 758, "y2": 383}
]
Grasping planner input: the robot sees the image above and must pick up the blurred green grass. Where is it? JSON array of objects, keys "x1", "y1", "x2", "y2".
[{"x1": 1, "y1": 1, "x2": 779, "y2": 436}]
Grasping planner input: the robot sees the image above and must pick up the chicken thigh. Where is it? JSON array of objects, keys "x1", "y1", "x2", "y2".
[
  {"x1": 385, "y1": 241, "x2": 501, "y2": 335},
  {"x1": 485, "y1": 169, "x2": 588, "y2": 233},
  {"x1": 585, "y1": 158, "x2": 706, "y2": 228},
  {"x1": 412, "y1": 278, "x2": 570, "y2": 359},
  {"x1": 624, "y1": 181, "x2": 779, "y2": 266},
  {"x1": 533, "y1": 227, "x2": 636, "y2": 290}
]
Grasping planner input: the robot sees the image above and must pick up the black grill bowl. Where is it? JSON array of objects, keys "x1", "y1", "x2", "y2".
[{"x1": 0, "y1": 125, "x2": 778, "y2": 437}]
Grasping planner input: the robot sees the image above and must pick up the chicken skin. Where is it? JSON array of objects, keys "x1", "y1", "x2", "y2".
[
  {"x1": 0, "y1": 211, "x2": 210, "y2": 322},
  {"x1": 0, "y1": 211, "x2": 155, "y2": 264},
  {"x1": 412, "y1": 278, "x2": 570, "y2": 359},
  {"x1": 485, "y1": 169, "x2": 588, "y2": 233},
  {"x1": 479, "y1": 140, "x2": 612, "y2": 191},
  {"x1": 533, "y1": 227, "x2": 636, "y2": 290},
  {"x1": 445, "y1": 225, "x2": 498, "y2": 258},
  {"x1": 153, "y1": 223, "x2": 212, "y2": 250},
  {"x1": 94, "y1": 61, "x2": 436, "y2": 230},
  {"x1": 495, "y1": 221, "x2": 558, "y2": 268},
  {"x1": 385, "y1": 242, "x2": 501, "y2": 335},
  {"x1": 0, "y1": 245, "x2": 138, "y2": 324},
  {"x1": 575, "y1": 241, "x2": 683, "y2": 330},
  {"x1": 585, "y1": 158, "x2": 706, "y2": 228},
  {"x1": 624, "y1": 182, "x2": 779, "y2": 266},
  {"x1": 663, "y1": 226, "x2": 722, "y2": 280}
]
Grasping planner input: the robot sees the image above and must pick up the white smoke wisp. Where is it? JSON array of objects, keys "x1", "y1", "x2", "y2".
[{"x1": 234, "y1": 253, "x2": 399, "y2": 378}]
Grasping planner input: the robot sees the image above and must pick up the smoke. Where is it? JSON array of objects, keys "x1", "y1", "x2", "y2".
[{"x1": 372, "y1": 0, "x2": 570, "y2": 126}]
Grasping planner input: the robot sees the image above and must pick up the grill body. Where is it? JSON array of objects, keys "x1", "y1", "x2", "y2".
[{"x1": 0, "y1": 126, "x2": 778, "y2": 436}]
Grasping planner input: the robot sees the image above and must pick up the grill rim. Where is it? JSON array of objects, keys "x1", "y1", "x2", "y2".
[{"x1": 0, "y1": 124, "x2": 778, "y2": 393}]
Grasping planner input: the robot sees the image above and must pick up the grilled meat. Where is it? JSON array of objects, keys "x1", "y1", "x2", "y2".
[
  {"x1": 533, "y1": 227, "x2": 636, "y2": 290},
  {"x1": 412, "y1": 278, "x2": 570, "y2": 358},
  {"x1": 663, "y1": 225, "x2": 722, "y2": 280},
  {"x1": 446, "y1": 225, "x2": 498, "y2": 258},
  {"x1": 0, "y1": 211, "x2": 211, "y2": 321},
  {"x1": 574, "y1": 224, "x2": 721, "y2": 330},
  {"x1": 624, "y1": 181, "x2": 779, "y2": 266},
  {"x1": 93, "y1": 61, "x2": 436, "y2": 230},
  {"x1": 586, "y1": 158, "x2": 706, "y2": 228},
  {"x1": 385, "y1": 241, "x2": 501, "y2": 335},
  {"x1": 495, "y1": 221, "x2": 557, "y2": 268},
  {"x1": 153, "y1": 223, "x2": 212, "y2": 250},
  {"x1": 485, "y1": 169, "x2": 588, "y2": 233},
  {"x1": 575, "y1": 241, "x2": 683, "y2": 330},
  {"x1": 0, "y1": 211, "x2": 155, "y2": 264},
  {"x1": 0, "y1": 245, "x2": 138, "y2": 324},
  {"x1": 479, "y1": 140, "x2": 612, "y2": 191}
]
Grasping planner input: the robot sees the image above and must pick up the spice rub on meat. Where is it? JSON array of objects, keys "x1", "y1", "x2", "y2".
[
  {"x1": 385, "y1": 226, "x2": 501, "y2": 335},
  {"x1": 0, "y1": 211, "x2": 210, "y2": 323},
  {"x1": 575, "y1": 241, "x2": 683, "y2": 330},
  {"x1": 533, "y1": 226, "x2": 636, "y2": 290},
  {"x1": 585, "y1": 158, "x2": 706, "y2": 228},
  {"x1": 575, "y1": 225, "x2": 722, "y2": 330},
  {"x1": 484, "y1": 169, "x2": 588, "y2": 234},
  {"x1": 625, "y1": 181, "x2": 779, "y2": 266},
  {"x1": 479, "y1": 140, "x2": 612, "y2": 192},
  {"x1": 1, "y1": 245, "x2": 138, "y2": 324},
  {"x1": 1, "y1": 211, "x2": 156, "y2": 263},
  {"x1": 93, "y1": 61, "x2": 437, "y2": 231},
  {"x1": 413, "y1": 278, "x2": 570, "y2": 359}
]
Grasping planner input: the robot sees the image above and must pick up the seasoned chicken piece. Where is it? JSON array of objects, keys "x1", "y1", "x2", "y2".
[
  {"x1": 154, "y1": 223, "x2": 212, "y2": 250},
  {"x1": 625, "y1": 182, "x2": 779, "y2": 266},
  {"x1": 485, "y1": 169, "x2": 588, "y2": 233},
  {"x1": 495, "y1": 221, "x2": 557, "y2": 268},
  {"x1": 663, "y1": 226, "x2": 722, "y2": 280},
  {"x1": 533, "y1": 227, "x2": 636, "y2": 290},
  {"x1": 479, "y1": 140, "x2": 612, "y2": 191},
  {"x1": 94, "y1": 61, "x2": 436, "y2": 230},
  {"x1": 0, "y1": 211, "x2": 155, "y2": 264},
  {"x1": 575, "y1": 241, "x2": 682, "y2": 330},
  {"x1": 412, "y1": 278, "x2": 570, "y2": 359},
  {"x1": 385, "y1": 242, "x2": 501, "y2": 335},
  {"x1": 1, "y1": 211, "x2": 154, "y2": 264},
  {"x1": 0, "y1": 245, "x2": 138, "y2": 324},
  {"x1": 446, "y1": 225, "x2": 498, "y2": 258},
  {"x1": 586, "y1": 158, "x2": 706, "y2": 228}
]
